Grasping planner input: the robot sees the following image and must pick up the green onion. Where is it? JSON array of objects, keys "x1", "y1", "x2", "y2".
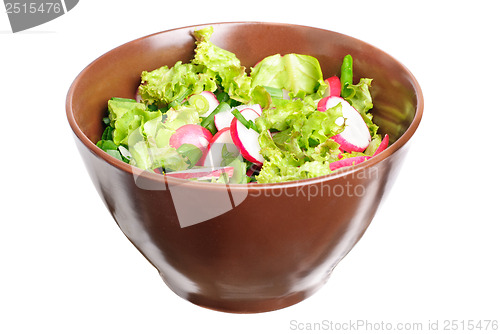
[
  {"x1": 231, "y1": 109, "x2": 258, "y2": 132},
  {"x1": 201, "y1": 102, "x2": 230, "y2": 134},
  {"x1": 188, "y1": 94, "x2": 209, "y2": 114},
  {"x1": 340, "y1": 54, "x2": 353, "y2": 98},
  {"x1": 167, "y1": 88, "x2": 193, "y2": 109}
]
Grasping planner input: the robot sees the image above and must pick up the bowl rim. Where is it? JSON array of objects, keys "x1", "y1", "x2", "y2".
[{"x1": 66, "y1": 21, "x2": 424, "y2": 190}]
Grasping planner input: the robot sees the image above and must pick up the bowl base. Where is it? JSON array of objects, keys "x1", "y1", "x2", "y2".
[{"x1": 159, "y1": 273, "x2": 325, "y2": 314}]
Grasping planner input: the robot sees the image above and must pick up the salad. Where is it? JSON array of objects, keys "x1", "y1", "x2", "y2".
[{"x1": 97, "y1": 26, "x2": 389, "y2": 184}]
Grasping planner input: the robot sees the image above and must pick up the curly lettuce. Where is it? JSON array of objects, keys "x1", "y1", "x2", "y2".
[{"x1": 255, "y1": 98, "x2": 345, "y2": 183}]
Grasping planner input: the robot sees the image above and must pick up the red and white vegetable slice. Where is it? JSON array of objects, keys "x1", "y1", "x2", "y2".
[
  {"x1": 214, "y1": 104, "x2": 262, "y2": 131},
  {"x1": 169, "y1": 124, "x2": 213, "y2": 155},
  {"x1": 198, "y1": 91, "x2": 219, "y2": 117},
  {"x1": 323, "y1": 76, "x2": 341, "y2": 97},
  {"x1": 163, "y1": 166, "x2": 234, "y2": 180},
  {"x1": 373, "y1": 134, "x2": 389, "y2": 156},
  {"x1": 200, "y1": 127, "x2": 240, "y2": 167},
  {"x1": 330, "y1": 156, "x2": 370, "y2": 171},
  {"x1": 330, "y1": 134, "x2": 390, "y2": 171},
  {"x1": 214, "y1": 108, "x2": 235, "y2": 131},
  {"x1": 244, "y1": 104, "x2": 263, "y2": 116},
  {"x1": 317, "y1": 96, "x2": 371, "y2": 152},
  {"x1": 230, "y1": 108, "x2": 264, "y2": 165}
]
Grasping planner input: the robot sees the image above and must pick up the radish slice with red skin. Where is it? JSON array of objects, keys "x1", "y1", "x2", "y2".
[
  {"x1": 373, "y1": 134, "x2": 389, "y2": 156},
  {"x1": 317, "y1": 96, "x2": 371, "y2": 152},
  {"x1": 200, "y1": 127, "x2": 240, "y2": 167},
  {"x1": 244, "y1": 104, "x2": 262, "y2": 116},
  {"x1": 214, "y1": 108, "x2": 235, "y2": 131},
  {"x1": 230, "y1": 108, "x2": 264, "y2": 165},
  {"x1": 169, "y1": 124, "x2": 213, "y2": 155},
  {"x1": 164, "y1": 166, "x2": 234, "y2": 180},
  {"x1": 214, "y1": 104, "x2": 262, "y2": 131},
  {"x1": 323, "y1": 76, "x2": 341, "y2": 97},
  {"x1": 198, "y1": 91, "x2": 219, "y2": 117},
  {"x1": 330, "y1": 156, "x2": 370, "y2": 171},
  {"x1": 330, "y1": 134, "x2": 389, "y2": 171}
]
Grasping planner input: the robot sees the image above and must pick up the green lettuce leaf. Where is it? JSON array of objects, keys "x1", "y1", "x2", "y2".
[
  {"x1": 107, "y1": 99, "x2": 160, "y2": 146},
  {"x1": 250, "y1": 53, "x2": 327, "y2": 99},
  {"x1": 138, "y1": 61, "x2": 218, "y2": 107},
  {"x1": 193, "y1": 26, "x2": 252, "y2": 103},
  {"x1": 255, "y1": 98, "x2": 344, "y2": 183},
  {"x1": 343, "y1": 78, "x2": 379, "y2": 138},
  {"x1": 107, "y1": 98, "x2": 202, "y2": 172}
]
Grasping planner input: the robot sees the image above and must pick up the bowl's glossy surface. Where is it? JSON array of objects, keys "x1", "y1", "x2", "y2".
[{"x1": 66, "y1": 22, "x2": 423, "y2": 313}]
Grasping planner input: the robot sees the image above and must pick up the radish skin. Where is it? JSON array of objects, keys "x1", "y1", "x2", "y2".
[
  {"x1": 169, "y1": 124, "x2": 213, "y2": 155},
  {"x1": 214, "y1": 104, "x2": 262, "y2": 131},
  {"x1": 198, "y1": 91, "x2": 219, "y2": 117},
  {"x1": 200, "y1": 127, "x2": 240, "y2": 167},
  {"x1": 330, "y1": 156, "x2": 370, "y2": 171},
  {"x1": 164, "y1": 166, "x2": 234, "y2": 180},
  {"x1": 317, "y1": 96, "x2": 371, "y2": 152},
  {"x1": 230, "y1": 108, "x2": 264, "y2": 165},
  {"x1": 373, "y1": 134, "x2": 389, "y2": 156},
  {"x1": 323, "y1": 76, "x2": 341, "y2": 97}
]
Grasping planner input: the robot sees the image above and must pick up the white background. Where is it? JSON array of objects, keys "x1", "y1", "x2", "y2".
[{"x1": 1, "y1": 1, "x2": 499, "y2": 333}]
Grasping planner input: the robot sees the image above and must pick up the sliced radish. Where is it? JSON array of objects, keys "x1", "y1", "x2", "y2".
[
  {"x1": 169, "y1": 124, "x2": 213, "y2": 155},
  {"x1": 214, "y1": 108, "x2": 235, "y2": 131},
  {"x1": 196, "y1": 91, "x2": 219, "y2": 117},
  {"x1": 317, "y1": 96, "x2": 371, "y2": 152},
  {"x1": 200, "y1": 127, "x2": 240, "y2": 167},
  {"x1": 164, "y1": 166, "x2": 234, "y2": 180},
  {"x1": 373, "y1": 134, "x2": 389, "y2": 156},
  {"x1": 330, "y1": 156, "x2": 370, "y2": 171},
  {"x1": 323, "y1": 76, "x2": 341, "y2": 97},
  {"x1": 330, "y1": 134, "x2": 389, "y2": 171},
  {"x1": 214, "y1": 104, "x2": 262, "y2": 131},
  {"x1": 230, "y1": 108, "x2": 264, "y2": 165},
  {"x1": 243, "y1": 104, "x2": 263, "y2": 116}
]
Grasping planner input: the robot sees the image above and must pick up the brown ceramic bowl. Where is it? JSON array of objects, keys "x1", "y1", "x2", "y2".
[{"x1": 66, "y1": 22, "x2": 423, "y2": 313}]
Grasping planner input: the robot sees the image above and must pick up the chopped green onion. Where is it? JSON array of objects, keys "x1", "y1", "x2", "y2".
[
  {"x1": 200, "y1": 102, "x2": 230, "y2": 134},
  {"x1": 167, "y1": 88, "x2": 193, "y2": 109},
  {"x1": 231, "y1": 109, "x2": 258, "y2": 132},
  {"x1": 188, "y1": 94, "x2": 209, "y2": 114},
  {"x1": 340, "y1": 54, "x2": 353, "y2": 98}
]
